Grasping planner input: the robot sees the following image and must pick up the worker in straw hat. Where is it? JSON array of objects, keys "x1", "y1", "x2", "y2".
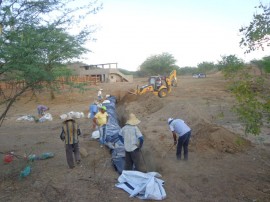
[
  {"x1": 93, "y1": 105, "x2": 109, "y2": 147},
  {"x1": 167, "y1": 118, "x2": 191, "y2": 160},
  {"x1": 119, "y1": 113, "x2": 144, "y2": 171},
  {"x1": 60, "y1": 116, "x2": 82, "y2": 169}
]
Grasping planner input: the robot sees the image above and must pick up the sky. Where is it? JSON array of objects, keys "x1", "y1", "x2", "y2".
[{"x1": 80, "y1": 0, "x2": 270, "y2": 71}]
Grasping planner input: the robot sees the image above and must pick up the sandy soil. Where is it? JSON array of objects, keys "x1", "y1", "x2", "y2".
[{"x1": 0, "y1": 73, "x2": 270, "y2": 202}]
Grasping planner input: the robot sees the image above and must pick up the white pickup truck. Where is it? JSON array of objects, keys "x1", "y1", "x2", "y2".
[{"x1": 192, "y1": 73, "x2": 206, "y2": 78}]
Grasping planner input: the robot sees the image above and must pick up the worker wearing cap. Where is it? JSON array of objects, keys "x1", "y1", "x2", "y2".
[
  {"x1": 60, "y1": 117, "x2": 82, "y2": 169},
  {"x1": 167, "y1": 118, "x2": 191, "y2": 160},
  {"x1": 93, "y1": 106, "x2": 109, "y2": 147},
  {"x1": 119, "y1": 113, "x2": 144, "y2": 171}
]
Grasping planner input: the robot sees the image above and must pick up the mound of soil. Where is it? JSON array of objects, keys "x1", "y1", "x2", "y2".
[
  {"x1": 191, "y1": 121, "x2": 251, "y2": 153},
  {"x1": 121, "y1": 93, "x2": 163, "y2": 116},
  {"x1": 120, "y1": 92, "x2": 251, "y2": 155}
]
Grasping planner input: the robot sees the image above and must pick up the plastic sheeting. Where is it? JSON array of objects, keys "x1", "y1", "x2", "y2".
[
  {"x1": 102, "y1": 96, "x2": 125, "y2": 174},
  {"x1": 116, "y1": 170, "x2": 166, "y2": 200}
]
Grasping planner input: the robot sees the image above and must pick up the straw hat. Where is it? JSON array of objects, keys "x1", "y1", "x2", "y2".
[
  {"x1": 126, "y1": 113, "x2": 140, "y2": 125},
  {"x1": 63, "y1": 115, "x2": 74, "y2": 123}
]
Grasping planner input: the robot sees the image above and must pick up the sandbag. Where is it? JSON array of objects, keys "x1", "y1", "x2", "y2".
[
  {"x1": 16, "y1": 115, "x2": 35, "y2": 122},
  {"x1": 91, "y1": 130, "x2": 100, "y2": 139},
  {"x1": 60, "y1": 114, "x2": 68, "y2": 120},
  {"x1": 39, "y1": 113, "x2": 53, "y2": 122},
  {"x1": 67, "y1": 111, "x2": 85, "y2": 119}
]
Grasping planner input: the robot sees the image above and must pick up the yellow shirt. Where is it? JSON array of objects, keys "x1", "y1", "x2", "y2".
[{"x1": 95, "y1": 112, "x2": 108, "y2": 126}]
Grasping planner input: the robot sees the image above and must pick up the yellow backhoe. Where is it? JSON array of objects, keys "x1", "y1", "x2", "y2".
[{"x1": 129, "y1": 70, "x2": 177, "y2": 98}]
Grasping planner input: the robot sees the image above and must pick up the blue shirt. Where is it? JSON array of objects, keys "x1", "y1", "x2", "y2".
[
  {"x1": 89, "y1": 104, "x2": 98, "y2": 119},
  {"x1": 169, "y1": 119, "x2": 191, "y2": 137}
]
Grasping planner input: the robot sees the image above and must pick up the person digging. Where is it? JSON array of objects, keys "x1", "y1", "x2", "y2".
[
  {"x1": 60, "y1": 116, "x2": 82, "y2": 169},
  {"x1": 167, "y1": 118, "x2": 191, "y2": 160},
  {"x1": 119, "y1": 113, "x2": 144, "y2": 171}
]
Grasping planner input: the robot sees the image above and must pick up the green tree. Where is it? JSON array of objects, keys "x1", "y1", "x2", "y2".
[
  {"x1": 229, "y1": 67, "x2": 269, "y2": 135},
  {"x1": 197, "y1": 61, "x2": 217, "y2": 73},
  {"x1": 177, "y1": 66, "x2": 197, "y2": 75},
  {"x1": 218, "y1": 55, "x2": 244, "y2": 78},
  {"x1": 140, "y1": 52, "x2": 177, "y2": 75},
  {"x1": 0, "y1": 0, "x2": 102, "y2": 125},
  {"x1": 232, "y1": 2, "x2": 270, "y2": 135},
  {"x1": 240, "y1": 3, "x2": 270, "y2": 53},
  {"x1": 251, "y1": 56, "x2": 270, "y2": 75}
]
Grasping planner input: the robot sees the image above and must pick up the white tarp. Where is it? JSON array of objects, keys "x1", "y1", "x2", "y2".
[{"x1": 115, "y1": 170, "x2": 166, "y2": 200}]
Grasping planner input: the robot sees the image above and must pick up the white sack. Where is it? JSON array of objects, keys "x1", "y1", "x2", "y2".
[
  {"x1": 91, "y1": 130, "x2": 100, "y2": 139},
  {"x1": 60, "y1": 114, "x2": 68, "y2": 120},
  {"x1": 67, "y1": 111, "x2": 84, "y2": 119},
  {"x1": 115, "y1": 170, "x2": 166, "y2": 200},
  {"x1": 16, "y1": 115, "x2": 35, "y2": 122},
  {"x1": 39, "y1": 113, "x2": 53, "y2": 122}
]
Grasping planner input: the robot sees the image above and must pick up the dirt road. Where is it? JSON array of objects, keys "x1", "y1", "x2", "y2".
[{"x1": 0, "y1": 73, "x2": 270, "y2": 202}]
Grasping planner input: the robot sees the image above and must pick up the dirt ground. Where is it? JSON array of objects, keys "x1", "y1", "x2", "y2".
[{"x1": 0, "y1": 73, "x2": 270, "y2": 202}]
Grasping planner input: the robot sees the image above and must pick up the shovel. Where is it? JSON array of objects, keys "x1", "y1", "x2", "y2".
[
  {"x1": 161, "y1": 144, "x2": 175, "y2": 158},
  {"x1": 140, "y1": 149, "x2": 149, "y2": 172}
]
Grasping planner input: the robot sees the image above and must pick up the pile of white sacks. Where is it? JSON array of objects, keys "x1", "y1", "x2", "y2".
[
  {"x1": 16, "y1": 113, "x2": 53, "y2": 122},
  {"x1": 59, "y1": 111, "x2": 84, "y2": 120}
]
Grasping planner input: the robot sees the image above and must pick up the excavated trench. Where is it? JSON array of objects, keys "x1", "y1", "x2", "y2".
[
  {"x1": 115, "y1": 92, "x2": 252, "y2": 154},
  {"x1": 113, "y1": 92, "x2": 166, "y2": 172}
]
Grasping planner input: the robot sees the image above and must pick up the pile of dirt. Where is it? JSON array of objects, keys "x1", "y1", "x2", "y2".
[
  {"x1": 118, "y1": 92, "x2": 251, "y2": 156},
  {"x1": 123, "y1": 93, "x2": 163, "y2": 115},
  {"x1": 191, "y1": 120, "x2": 251, "y2": 154}
]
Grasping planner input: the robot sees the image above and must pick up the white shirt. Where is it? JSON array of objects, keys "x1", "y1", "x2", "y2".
[
  {"x1": 98, "y1": 90, "x2": 102, "y2": 97},
  {"x1": 120, "y1": 125, "x2": 143, "y2": 152},
  {"x1": 169, "y1": 119, "x2": 191, "y2": 137}
]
